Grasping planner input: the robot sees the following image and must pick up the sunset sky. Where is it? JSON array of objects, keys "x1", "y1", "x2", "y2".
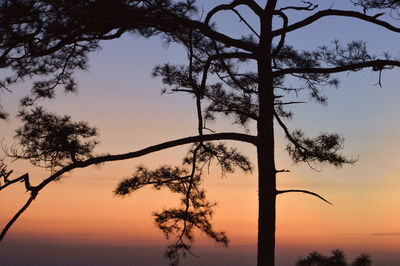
[{"x1": 1, "y1": 1, "x2": 400, "y2": 265}]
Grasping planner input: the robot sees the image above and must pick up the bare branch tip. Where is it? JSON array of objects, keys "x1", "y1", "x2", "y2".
[{"x1": 277, "y1": 189, "x2": 333, "y2": 205}]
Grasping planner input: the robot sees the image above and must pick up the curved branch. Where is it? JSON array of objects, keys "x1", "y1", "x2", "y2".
[
  {"x1": 0, "y1": 132, "x2": 256, "y2": 241},
  {"x1": 189, "y1": 19, "x2": 257, "y2": 52},
  {"x1": 9, "y1": 7, "x2": 258, "y2": 63},
  {"x1": 277, "y1": 189, "x2": 333, "y2": 205},
  {"x1": 272, "y1": 10, "x2": 288, "y2": 58},
  {"x1": 273, "y1": 59, "x2": 400, "y2": 77},
  {"x1": 35, "y1": 132, "x2": 256, "y2": 191},
  {"x1": 204, "y1": 0, "x2": 263, "y2": 25},
  {"x1": 272, "y1": 9, "x2": 400, "y2": 37}
]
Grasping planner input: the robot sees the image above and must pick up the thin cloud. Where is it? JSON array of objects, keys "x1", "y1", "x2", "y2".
[{"x1": 371, "y1": 232, "x2": 400, "y2": 236}]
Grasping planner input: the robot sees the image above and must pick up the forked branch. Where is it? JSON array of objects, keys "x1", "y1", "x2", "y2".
[{"x1": 0, "y1": 173, "x2": 30, "y2": 191}]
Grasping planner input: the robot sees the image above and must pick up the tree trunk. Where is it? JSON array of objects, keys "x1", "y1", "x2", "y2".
[
  {"x1": 256, "y1": 65, "x2": 276, "y2": 266},
  {"x1": 256, "y1": 107, "x2": 276, "y2": 266},
  {"x1": 257, "y1": 163, "x2": 276, "y2": 266},
  {"x1": 256, "y1": 3, "x2": 277, "y2": 264}
]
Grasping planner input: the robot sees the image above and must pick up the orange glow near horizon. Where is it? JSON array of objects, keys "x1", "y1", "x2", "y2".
[{"x1": 1, "y1": 149, "x2": 400, "y2": 255}]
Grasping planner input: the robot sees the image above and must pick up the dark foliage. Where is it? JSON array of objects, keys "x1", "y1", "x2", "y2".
[
  {"x1": 115, "y1": 143, "x2": 251, "y2": 265},
  {"x1": 296, "y1": 249, "x2": 372, "y2": 266},
  {"x1": 286, "y1": 130, "x2": 356, "y2": 168},
  {"x1": 183, "y1": 142, "x2": 252, "y2": 175},
  {"x1": 351, "y1": 0, "x2": 400, "y2": 9},
  {"x1": 0, "y1": 0, "x2": 199, "y2": 118},
  {"x1": 11, "y1": 107, "x2": 98, "y2": 170}
]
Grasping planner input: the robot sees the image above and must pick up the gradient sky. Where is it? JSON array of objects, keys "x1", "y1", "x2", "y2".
[{"x1": 1, "y1": 1, "x2": 400, "y2": 265}]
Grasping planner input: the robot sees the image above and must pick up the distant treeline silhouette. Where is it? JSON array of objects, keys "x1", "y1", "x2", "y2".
[{"x1": 296, "y1": 249, "x2": 371, "y2": 266}]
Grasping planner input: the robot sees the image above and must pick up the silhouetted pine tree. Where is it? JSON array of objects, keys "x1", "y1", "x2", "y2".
[{"x1": 1, "y1": 1, "x2": 400, "y2": 265}]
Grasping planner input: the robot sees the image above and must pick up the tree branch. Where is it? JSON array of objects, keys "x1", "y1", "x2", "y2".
[
  {"x1": 35, "y1": 132, "x2": 256, "y2": 191},
  {"x1": 0, "y1": 193, "x2": 37, "y2": 241},
  {"x1": 273, "y1": 110, "x2": 306, "y2": 153},
  {"x1": 272, "y1": 9, "x2": 400, "y2": 37},
  {"x1": 275, "y1": 101, "x2": 307, "y2": 105},
  {"x1": 279, "y1": 1, "x2": 318, "y2": 12},
  {"x1": 189, "y1": 19, "x2": 257, "y2": 52},
  {"x1": 0, "y1": 132, "x2": 256, "y2": 241},
  {"x1": 277, "y1": 189, "x2": 332, "y2": 205},
  {"x1": 273, "y1": 59, "x2": 400, "y2": 77},
  {"x1": 204, "y1": 0, "x2": 263, "y2": 25},
  {"x1": 275, "y1": 169, "x2": 290, "y2": 173},
  {"x1": 231, "y1": 8, "x2": 260, "y2": 38},
  {"x1": 200, "y1": 52, "x2": 257, "y2": 94},
  {"x1": 272, "y1": 10, "x2": 288, "y2": 59},
  {"x1": 0, "y1": 173, "x2": 30, "y2": 192}
]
